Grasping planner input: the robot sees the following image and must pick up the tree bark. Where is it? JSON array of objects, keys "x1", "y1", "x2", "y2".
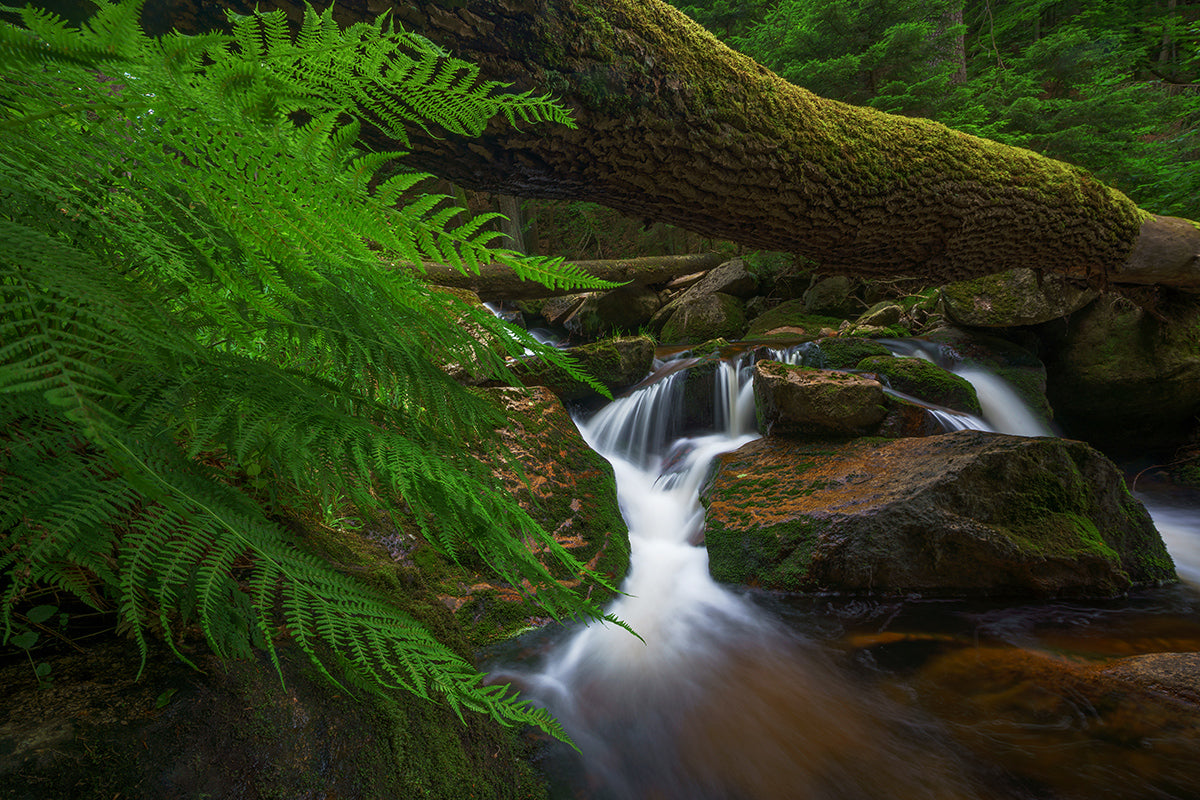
[
  {"x1": 411, "y1": 252, "x2": 726, "y2": 299},
  {"x1": 143, "y1": 0, "x2": 1200, "y2": 290}
]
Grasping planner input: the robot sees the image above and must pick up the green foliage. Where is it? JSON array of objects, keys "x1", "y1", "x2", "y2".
[
  {"x1": 686, "y1": 0, "x2": 1199, "y2": 218},
  {"x1": 0, "y1": 0, "x2": 622, "y2": 738},
  {"x1": 734, "y1": 0, "x2": 964, "y2": 116},
  {"x1": 664, "y1": 0, "x2": 770, "y2": 38}
]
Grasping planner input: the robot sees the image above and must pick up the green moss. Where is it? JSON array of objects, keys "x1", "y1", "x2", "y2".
[
  {"x1": 745, "y1": 299, "x2": 844, "y2": 339},
  {"x1": 857, "y1": 355, "x2": 982, "y2": 415},
  {"x1": 707, "y1": 518, "x2": 819, "y2": 589},
  {"x1": 815, "y1": 336, "x2": 891, "y2": 368}
]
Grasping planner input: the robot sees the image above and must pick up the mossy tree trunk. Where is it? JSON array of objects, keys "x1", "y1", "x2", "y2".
[{"x1": 146, "y1": 0, "x2": 1200, "y2": 289}]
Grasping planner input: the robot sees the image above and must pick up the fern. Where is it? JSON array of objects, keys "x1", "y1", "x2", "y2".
[{"x1": 0, "y1": 0, "x2": 618, "y2": 738}]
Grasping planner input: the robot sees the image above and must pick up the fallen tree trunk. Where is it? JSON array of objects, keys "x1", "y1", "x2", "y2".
[
  {"x1": 412, "y1": 252, "x2": 725, "y2": 299},
  {"x1": 145, "y1": 0, "x2": 1200, "y2": 290}
]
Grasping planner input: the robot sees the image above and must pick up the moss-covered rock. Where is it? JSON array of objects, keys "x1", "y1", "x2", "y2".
[
  {"x1": 939, "y1": 267, "x2": 1097, "y2": 327},
  {"x1": 801, "y1": 275, "x2": 859, "y2": 317},
  {"x1": 752, "y1": 361, "x2": 888, "y2": 437},
  {"x1": 0, "y1": 637, "x2": 547, "y2": 800},
  {"x1": 660, "y1": 292, "x2": 747, "y2": 344},
  {"x1": 857, "y1": 355, "x2": 982, "y2": 415},
  {"x1": 702, "y1": 430, "x2": 1176, "y2": 597},
  {"x1": 744, "y1": 299, "x2": 844, "y2": 340},
  {"x1": 813, "y1": 336, "x2": 892, "y2": 368},
  {"x1": 422, "y1": 386, "x2": 630, "y2": 641},
  {"x1": 567, "y1": 284, "x2": 661, "y2": 338},
  {"x1": 1035, "y1": 294, "x2": 1200, "y2": 455},
  {"x1": 515, "y1": 335, "x2": 654, "y2": 401},
  {"x1": 921, "y1": 326, "x2": 1053, "y2": 425}
]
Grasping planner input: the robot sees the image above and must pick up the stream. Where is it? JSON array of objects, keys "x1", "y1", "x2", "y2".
[{"x1": 495, "y1": 342, "x2": 1200, "y2": 800}]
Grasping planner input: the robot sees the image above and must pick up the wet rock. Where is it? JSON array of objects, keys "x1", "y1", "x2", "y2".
[
  {"x1": 515, "y1": 334, "x2": 654, "y2": 401},
  {"x1": 939, "y1": 267, "x2": 1097, "y2": 327},
  {"x1": 908, "y1": 645, "x2": 1200, "y2": 800},
  {"x1": 857, "y1": 355, "x2": 982, "y2": 416},
  {"x1": 702, "y1": 430, "x2": 1176, "y2": 597},
  {"x1": 874, "y1": 396, "x2": 951, "y2": 439},
  {"x1": 659, "y1": 292, "x2": 747, "y2": 344},
  {"x1": 1036, "y1": 294, "x2": 1200, "y2": 455},
  {"x1": 752, "y1": 361, "x2": 888, "y2": 437}
]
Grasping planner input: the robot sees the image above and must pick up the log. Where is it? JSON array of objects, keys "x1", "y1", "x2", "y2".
[
  {"x1": 408, "y1": 252, "x2": 727, "y2": 300},
  {"x1": 140, "y1": 0, "x2": 1200, "y2": 290}
]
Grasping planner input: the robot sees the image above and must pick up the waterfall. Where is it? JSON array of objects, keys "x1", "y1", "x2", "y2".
[
  {"x1": 881, "y1": 339, "x2": 1054, "y2": 436},
  {"x1": 514, "y1": 349, "x2": 978, "y2": 800}
]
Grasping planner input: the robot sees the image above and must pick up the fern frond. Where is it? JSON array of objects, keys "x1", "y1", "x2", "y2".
[{"x1": 0, "y1": 0, "x2": 617, "y2": 743}]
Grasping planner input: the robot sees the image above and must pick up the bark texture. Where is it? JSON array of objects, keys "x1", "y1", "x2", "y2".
[{"x1": 143, "y1": 0, "x2": 1200, "y2": 288}]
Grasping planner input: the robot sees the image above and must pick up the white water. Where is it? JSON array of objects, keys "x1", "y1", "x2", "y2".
[
  {"x1": 505, "y1": 339, "x2": 1200, "y2": 798},
  {"x1": 517, "y1": 348, "x2": 982, "y2": 799},
  {"x1": 881, "y1": 339, "x2": 1054, "y2": 437}
]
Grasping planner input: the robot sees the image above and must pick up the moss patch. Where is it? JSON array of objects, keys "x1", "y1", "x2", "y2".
[{"x1": 857, "y1": 355, "x2": 982, "y2": 415}]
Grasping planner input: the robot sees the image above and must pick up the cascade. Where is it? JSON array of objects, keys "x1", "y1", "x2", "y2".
[
  {"x1": 880, "y1": 338, "x2": 1055, "y2": 437},
  {"x1": 497, "y1": 338, "x2": 1200, "y2": 799},
  {"x1": 513, "y1": 345, "x2": 978, "y2": 799}
]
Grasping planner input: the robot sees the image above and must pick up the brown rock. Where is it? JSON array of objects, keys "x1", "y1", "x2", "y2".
[
  {"x1": 752, "y1": 360, "x2": 887, "y2": 437},
  {"x1": 702, "y1": 430, "x2": 1176, "y2": 597}
]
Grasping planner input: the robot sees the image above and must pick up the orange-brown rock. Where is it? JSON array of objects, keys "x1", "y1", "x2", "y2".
[{"x1": 701, "y1": 430, "x2": 1176, "y2": 597}]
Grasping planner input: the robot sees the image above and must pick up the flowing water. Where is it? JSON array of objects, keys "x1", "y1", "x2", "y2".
[{"x1": 499, "y1": 341, "x2": 1200, "y2": 800}]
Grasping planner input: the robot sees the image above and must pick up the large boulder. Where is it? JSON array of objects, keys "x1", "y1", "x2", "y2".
[
  {"x1": 802, "y1": 275, "x2": 859, "y2": 317},
  {"x1": 515, "y1": 334, "x2": 654, "y2": 401},
  {"x1": 744, "y1": 298, "x2": 843, "y2": 341},
  {"x1": 752, "y1": 361, "x2": 888, "y2": 437},
  {"x1": 1035, "y1": 295, "x2": 1200, "y2": 455},
  {"x1": 660, "y1": 292, "x2": 747, "y2": 344},
  {"x1": 939, "y1": 267, "x2": 1097, "y2": 327},
  {"x1": 702, "y1": 430, "x2": 1176, "y2": 597},
  {"x1": 683, "y1": 257, "x2": 759, "y2": 299},
  {"x1": 571, "y1": 284, "x2": 662, "y2": 337}
]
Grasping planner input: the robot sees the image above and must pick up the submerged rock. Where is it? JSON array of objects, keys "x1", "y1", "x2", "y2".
[
  {"x1": 702, "y1": 430, "x2": 1176, "y2": 597},
  {"x1": 752, "y1": 361, "x2": 888, "y2": 437},
  {"x1": 907, "y1": 645, "x2": 1200, "y2": 800}
]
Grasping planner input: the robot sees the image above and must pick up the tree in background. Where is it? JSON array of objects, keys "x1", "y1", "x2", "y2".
[
  {"x1": 679, "y1": 0, "x2": 1199, "y2": 219},
  {"x1": 734, "y1": 0, "x2": 967, "y2": 117}
]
